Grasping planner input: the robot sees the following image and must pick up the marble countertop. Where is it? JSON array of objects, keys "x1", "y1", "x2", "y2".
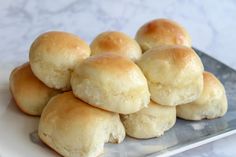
[{"x1": 0, "y1": 0, "x2": 236, "y2": 156}]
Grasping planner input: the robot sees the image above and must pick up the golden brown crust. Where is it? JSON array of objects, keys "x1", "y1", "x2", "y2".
[
  {"x1": 92, "y1": 32, "x2": 126, "y2": 51},
  {"x1": 29, "y1": 31, "x2": 91, "y2": 90},
  {"x1": 11, "y1": 94, "x2": 38, "y2": 117},
  {"x1": 41, "y1": 92, "x2": 115, "y2": 122},
  {"x1": 81, "y1": 53, "x2": 136, "y2": 73},
  {"x1": 9, "y1": 63, "x2": 60, "y2": 116},
  {"x1": 203, "y1": 71, "x2": 221, "y2": 88},
  {"x1": 136, "y1": 19, "x2": 191, "y2": 51},
  {"x1": 38, "y1": 92, "x2": 125, "y2": 157},
  {"x1": 90, "y1": 31, "x2": 142, "y2": 61},
  {"x1": 30, "y1": 31, "x2": 89, "y2": 57},
  {"x1": 146, "y1": 45, "x2": 202, "y2": 69}
]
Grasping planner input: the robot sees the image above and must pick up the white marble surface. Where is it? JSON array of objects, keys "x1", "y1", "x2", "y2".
[{"x1": 0, "y1": 0, "x2": 236, "y2": 156}]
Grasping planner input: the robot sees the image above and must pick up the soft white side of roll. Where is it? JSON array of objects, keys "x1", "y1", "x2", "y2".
[
  {"x1": 38, "y1": 92, "x2": 125, "y2": 157},
  {"x1": 137, "y1": 45, "x2": 204, "y2": 106},
  {"x1": 177, "y1": 71, "x2": 228, "y2": 120},
  {"x1": 121, "y1": 101, "x2": 176, "y2": 139},
  {"x1": 29, "y1": 31, "x2": 91, "y2": 91},
  {"x1": 71, "y1": 53, "x2": 150, "y2": 114}
]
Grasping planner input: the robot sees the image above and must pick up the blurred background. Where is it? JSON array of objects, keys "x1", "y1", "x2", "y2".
[
  {"x1": 1, "y1": 0, "x2": 236, "y2": 69},
  {"x1": 0, "y1": 0, "x2": 236, "y2": 156}
]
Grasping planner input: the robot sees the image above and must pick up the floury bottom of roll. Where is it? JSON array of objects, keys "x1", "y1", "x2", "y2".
[
  {"x1": 177, "y1": 71, "x2": 228, "y2": 120},
  {"x1": 121, "y1": 100, "x2": 176, "y2": 139}
]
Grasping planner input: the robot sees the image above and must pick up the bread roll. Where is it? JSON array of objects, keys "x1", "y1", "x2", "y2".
[
  {"x1": 90, "y1": 31, "x2": 142, "y2": 61},
  {"x1": 29, "y1": 31, "x2": 91, "y2": 91},
  {"x1": 71, "y1": 53, "x2": 150, "y2": 114},
  {"x1": 9, "y1": 63, "x2": 60, "y2": 116},
  {"x1": 136, "y1": 19, "x2": 191, "y2": 51},
  {"x1": 38, "y1": 92, "x2": 125, "y2": 157},
  {"x1": 121, "y1": 101, "x2": 176, "y2": 139},
  {"x1": 177, "y1": 72, "x2": 228, "y2": 120},
  {"x1": 137, "y1": 45, "x2": 204, "y2": 106}
]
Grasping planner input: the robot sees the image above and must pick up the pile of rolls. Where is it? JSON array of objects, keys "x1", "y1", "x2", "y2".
[{"x1": 9, "y1": 18, "x2": 228, "y2": 157}]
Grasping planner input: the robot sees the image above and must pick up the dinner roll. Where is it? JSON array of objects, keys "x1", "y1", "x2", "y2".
[
  {"x1": 121, "y1": 100, "x2": 176, "y2": 139},
  {"x1": 29, "y1": 31, "x2": 91, "y2": 91},
  {"x1": 177, "y1": 72, "x2": 228, "y2": 120},
  {"x1": 136, "y1": 19, "x2": 191, "y2": 51},
  {"x1": 137, "y1": 45, "x2": 204, "y2": 106},
  {"x1": 38, "y1": 92, "x2": 125, "y2": 157},
  {"x1": 71, "y1": 53, "x2": 150, "y2": 114},
  {"x1": 90, "y1": 31, "x2": 142, "y2": 61},
  {"x1": 9, "y1": 63, "x2": 60, "y2": 116}
]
